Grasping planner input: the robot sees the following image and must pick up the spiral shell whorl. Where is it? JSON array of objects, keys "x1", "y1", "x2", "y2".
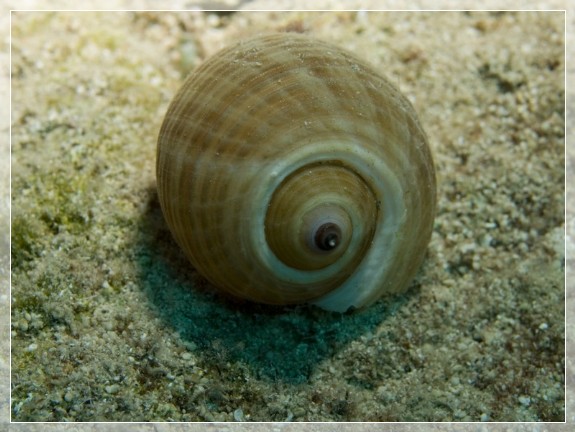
[{"x1": 156, "y1": 33, "x2": 436, "y2": 312}]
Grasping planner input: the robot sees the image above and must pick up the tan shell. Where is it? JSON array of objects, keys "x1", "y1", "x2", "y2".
[{"x1": 156, "y1": 33, "x2": 436, "y2": 312}]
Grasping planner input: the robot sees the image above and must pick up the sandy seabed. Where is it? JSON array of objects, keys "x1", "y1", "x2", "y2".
[{"x1": 5, "y1": 4, "x2": 568, "y2": 426}]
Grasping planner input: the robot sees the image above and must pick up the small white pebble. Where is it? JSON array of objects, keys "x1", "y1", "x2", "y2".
[
  {"x1": 453, "y1": 409, "x2": 467, "y2": 419},
  {"x1": 539, "y1": 322, "x2": 548, "y2": 330},
  {"x1": 518, "y1": 395, "x2": 531, "y2": 406},
  {"x1": 105, "y1": 384, "x2": 120, "y2": 394},
  {"x1": 460, "y1": 242, "x2": 476, "y2": 253},
  {"x1": 26, "y1": 343, "x2": 38, "y2": 352},
  {"x1": 233, "y1": 408, "x2": 245, "y2": 421},
  {"x1": 206, "y1": 13, "x2": 220, "y2": 27},
  {"x1": 480, "y1": 412, "x2": 490, "y2": 422}
]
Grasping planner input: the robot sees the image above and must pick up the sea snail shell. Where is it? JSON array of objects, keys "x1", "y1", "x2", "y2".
[{"x1": 156, "y1": 33, "x2": 436, "y2": 312}]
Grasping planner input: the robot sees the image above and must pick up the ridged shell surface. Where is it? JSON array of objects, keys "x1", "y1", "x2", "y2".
[{"x1": 156, "y1": 33, "x2": 436, "y2": 312}]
